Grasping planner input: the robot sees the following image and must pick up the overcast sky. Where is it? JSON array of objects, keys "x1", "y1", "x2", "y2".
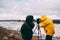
[{"x1": 0, "y1": 0, "x2": 60, "y2": 20}]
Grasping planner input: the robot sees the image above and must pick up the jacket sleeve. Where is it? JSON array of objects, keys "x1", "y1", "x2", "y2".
[
  {"x1": 39, "y1": 19, "x2": 50, "y2": 28},
  {"x1": 21, "y1": 23, "x2": 28, "y2": 34}
]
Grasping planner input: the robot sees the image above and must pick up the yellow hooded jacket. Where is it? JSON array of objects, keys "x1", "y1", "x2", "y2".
[{"x1": 39, "y1": 15, "x2": 55, "y2": 36}]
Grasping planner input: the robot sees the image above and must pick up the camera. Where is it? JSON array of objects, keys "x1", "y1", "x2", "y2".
[{"x1": 36, "y1": 18, "x2": 41, "y2": 24}]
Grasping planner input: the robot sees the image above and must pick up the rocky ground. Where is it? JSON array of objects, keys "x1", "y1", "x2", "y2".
[
  {"x1": 0, "y1": 26, "x2": 44, "y2": 40},
  {"x1": 1, "y1": 26, "x2": 60, "y2": 40}
]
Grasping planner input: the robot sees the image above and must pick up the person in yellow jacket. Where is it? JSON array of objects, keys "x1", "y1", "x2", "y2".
[{"x1": 39, "y1": 15, "x2": 55, "y2": 40}]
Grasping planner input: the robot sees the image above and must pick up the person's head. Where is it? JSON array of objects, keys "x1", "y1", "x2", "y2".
[
  {"x1": 26, "y1": 15, "x2": 34, "y2": 23},
  {"x1": 41, "y1": 15, "x2": 47, "y2": 21}
]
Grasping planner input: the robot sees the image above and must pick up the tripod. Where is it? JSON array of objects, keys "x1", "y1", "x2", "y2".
[
  {"x1": 33, "y1": 18, "x2": 42, "y2": 40},
  {"x1": 33, "y1": 24, "x2": 42, "y2": 40}
]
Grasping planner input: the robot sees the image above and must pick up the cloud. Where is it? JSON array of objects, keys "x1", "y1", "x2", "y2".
[
  {"x1": 17, "y1": 0, "x2": 60, "y2": 15},
  {"x1": 0, "y1": 13, "x2": 27, "y2": 20},
  {"x1": 0, "y1": 0, "x2": 60, "y2": 19}
]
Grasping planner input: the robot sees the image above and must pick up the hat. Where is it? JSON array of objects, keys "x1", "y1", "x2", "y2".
[{"x1": 41, "y1": 15, "x2": 47, "y2": 21}]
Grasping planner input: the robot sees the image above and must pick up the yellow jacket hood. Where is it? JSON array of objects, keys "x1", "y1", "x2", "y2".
[{"x1": 41, "y1": 15, "x2": 47, "y2": 21}]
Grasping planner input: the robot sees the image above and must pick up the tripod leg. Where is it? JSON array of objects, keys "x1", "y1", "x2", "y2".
[
  {"x1": 38, "y1": 25, "x2": 42, "y2": 40},
  {"x1": 33, "y1": 26, "x2": 38, "y2": 33},
  {"x1": 38, "y1": 27, "x2": 40, "y2": 40},
  {"x1": 33, "y1": 24, "x2": 42, "y2": 40}
]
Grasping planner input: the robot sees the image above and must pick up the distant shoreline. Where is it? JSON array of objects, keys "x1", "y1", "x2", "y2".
[{"x1": 0, "y1": 20, "x2": 60, "y2": 23}]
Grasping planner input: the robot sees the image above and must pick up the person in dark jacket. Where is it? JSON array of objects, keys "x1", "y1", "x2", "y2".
[{"x1": 21, "y1": 15, "x2": 35, "y2": 40}]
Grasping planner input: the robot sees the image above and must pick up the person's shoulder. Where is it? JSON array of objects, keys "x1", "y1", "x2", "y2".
[
  {"x1": 24, "y1": 22, "x2": 28, "y2": 25},
  {"x1": 47, "y1": 18, "x2": 53, "y2": 23},
  {"x1": 22, "y1": 22, "x2": 28, "y2": 26}
]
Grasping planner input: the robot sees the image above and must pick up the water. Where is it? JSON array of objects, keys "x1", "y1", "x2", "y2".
[
  {"x1": 0, "y1": 21, "x2": 60, "y2": 39},
  {"x1": 0, "y1": 22, "x2": 24, "y2": 30}
]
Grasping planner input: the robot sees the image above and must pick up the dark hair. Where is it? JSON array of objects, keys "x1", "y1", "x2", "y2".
[{"x1": 26, "y1": 15, "x2": 34, "y2": 23}]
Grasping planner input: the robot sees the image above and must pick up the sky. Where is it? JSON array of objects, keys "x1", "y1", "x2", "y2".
[{"x1": 0, "y1": 0, "x2": 60, "y2": 20}]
